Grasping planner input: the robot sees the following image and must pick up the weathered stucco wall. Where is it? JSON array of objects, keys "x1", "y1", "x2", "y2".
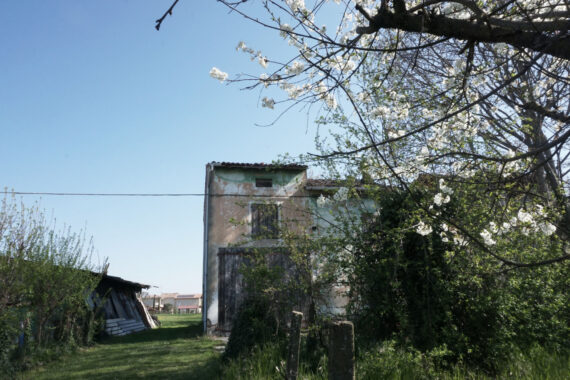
[{"x1": 204, "y1": 165, "x2": 310, "y2": 332}]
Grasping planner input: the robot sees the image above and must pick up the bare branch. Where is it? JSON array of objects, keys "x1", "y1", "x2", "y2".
[{"x1": 155, "y1": 0, "x2": 180, "y2": 31}]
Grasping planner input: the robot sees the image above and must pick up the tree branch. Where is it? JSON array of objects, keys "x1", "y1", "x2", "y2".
[
  {"x1": 155, "y1": 0, "x2": 180, "y2": 31},
  {"x1": 355, "y1": 8, "x2": 570, "y2": 60}
]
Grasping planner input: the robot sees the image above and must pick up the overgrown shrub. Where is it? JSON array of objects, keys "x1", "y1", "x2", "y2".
[
  {"x1": 224, "y1": 295, "x2": 282, "y2": 360},
  {"x1": 0, "y1": 194, "x2": 102, "y2": 374},
  {"x1": 346, "y1": 188, "x2": 569, "y2": 372}
]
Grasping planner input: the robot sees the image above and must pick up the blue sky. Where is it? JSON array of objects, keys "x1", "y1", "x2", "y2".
[{"x1": 0, "y1": 1, "x2": 321, "y2": 293}]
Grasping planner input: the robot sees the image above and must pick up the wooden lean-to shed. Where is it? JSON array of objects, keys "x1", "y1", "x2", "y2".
[{"x1": 88, "y1": 274, "x2": 158, "y2": 336}]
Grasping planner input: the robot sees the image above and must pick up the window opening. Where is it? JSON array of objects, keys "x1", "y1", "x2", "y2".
[
  {"x1": 251, "y1": 203, "x2": 279, "y2": 238},
  {"x1": 255, "y1": 178, "x2": 273, "y2": 188}
]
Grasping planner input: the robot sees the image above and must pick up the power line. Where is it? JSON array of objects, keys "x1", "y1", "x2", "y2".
[
  {"x1": 12, "y1": 192, "x2": 203, "y2": 197},
  {"x1": 10, "y1": 191, "x2": 319, "y2": 198}
]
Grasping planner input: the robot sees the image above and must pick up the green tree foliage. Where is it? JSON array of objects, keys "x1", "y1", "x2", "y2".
[
  {"x1": 341, "y1": 186, "x2": 569, "y2": 372},
  {"x1": 163, "y1": 303, "x2": 174, "y2": 313},
  {"x1": 0, "y1": 194, "x2": 101, "y2": 375}
]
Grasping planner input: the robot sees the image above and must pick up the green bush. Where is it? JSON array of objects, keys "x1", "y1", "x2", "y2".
[
  {"x1": 344, "y1": 189, "x2": 569, "y2": 372},
  {"x1": 223, "y1": 295, "x2": 281, "y2": 361},
  {"x1": 357, "y1": 342, "x2": 569, "y2": 380},
  {"x1": 0, "y1": 194, "x2": 102, "y2": 373}
]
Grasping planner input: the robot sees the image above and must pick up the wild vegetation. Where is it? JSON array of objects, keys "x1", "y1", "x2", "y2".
[
  {"x1": 0, "y1": 194, "x2": 102, "y2": 376},
  {"x1": 25, "y1": 314, "x2": 221, "y2": 380},
  {"x1": 219, "y1": 183, "x2": 569, "y2": 377},
  {"x1": 163, "y1": 0, "x2": 570, "y2": 376}
]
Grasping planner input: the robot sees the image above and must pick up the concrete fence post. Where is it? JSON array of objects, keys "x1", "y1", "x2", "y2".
[
  {"x1": 328, "y1": 321, "x2": 355, "y2": 380},
  {"x1": 286, "y1": 311, "x2": 303, "y2": 380}
]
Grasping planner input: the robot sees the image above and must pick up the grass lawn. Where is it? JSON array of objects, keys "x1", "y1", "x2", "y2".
[{"x1": 24, "y1": 314, "x2": 222, "y2": 380}]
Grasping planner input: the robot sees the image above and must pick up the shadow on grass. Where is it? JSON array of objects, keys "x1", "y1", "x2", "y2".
[
  {"x1": 97, "y1": 319, "x2": 203, "y2": 346},
  {"x1": 26, "y1": 316, "x2": 222, "y2": 380}
]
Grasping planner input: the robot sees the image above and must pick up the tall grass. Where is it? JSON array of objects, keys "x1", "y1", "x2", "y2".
[{"x1": 221, "y1": 340, "x2": 569, "y2": 380}]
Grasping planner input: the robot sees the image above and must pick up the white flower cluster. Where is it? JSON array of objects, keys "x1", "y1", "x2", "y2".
[
  {"x1": 328, "y1": 55, "x2": 356, "y2": 74},
  {"x1": 209, "y1": 67, "x2": 228, "y2": 83},
  {"x1": 433, "y1": 179, "x2": 453, "y2": 207},
  {"x1": 235, "y1": 41, "x2": 270, "y2": 69},
  {"x1": 314, "y1": 83, "x2": 337, "y2": 109},
  {"x1": 416, "y1": 220, "x2": 433, "y2": 236},
  {"x1": 286, "y1": 61, "x2": 305, "y2": 75},
  {"x1": 279, "y1": 24, "x2": 293, "y2": 38},
  {"x1": 315, "y1": 187, "x2": 349, "y2": 208},
  {"x1": 477, "y1": 205, "x2": 557, "y2": 246},
  {"x1": 437, "y1": 223, "x2": 467, "y2": 246},
  {"x1": 370, "y1": 101, "x2": 409, "y2": 121},
  {"x1": 261, "y1": 97, "x2": 275, "y2": 109},
  {"x1": 387, "y1": 129, "x2": 406, "y2": 139},
  {"x1": 316, "y1": 194, "x2": 328, "y2": 208},
  {"x1": 480, "y1": 229, "x2": 496, "y2": 246},
  {"x1": 500, "y1": 150, "x2": 524, "y2": 178},
  {"x1": 286, "y1": 0, "x2": 305, "y2": 13},
  {"x1": 333, "y1": 187, "x2": 349, "y2": 202}
]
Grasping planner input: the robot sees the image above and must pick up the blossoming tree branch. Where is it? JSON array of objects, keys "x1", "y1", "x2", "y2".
[{"x1": 160, "y1": 0, "x2": 570, "y2": 267}]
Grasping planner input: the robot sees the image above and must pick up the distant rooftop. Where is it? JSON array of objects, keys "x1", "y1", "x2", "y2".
[
  {"x1": 211, "y1": 162, "x2": 307, "y2": 171},
  {"x1": 177, "y1": 294, "x2": 202, "y2": 299}
]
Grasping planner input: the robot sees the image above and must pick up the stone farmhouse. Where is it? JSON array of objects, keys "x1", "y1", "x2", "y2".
[{"x1": 202, "y1": 162, "x2": 374, "y2": 334}]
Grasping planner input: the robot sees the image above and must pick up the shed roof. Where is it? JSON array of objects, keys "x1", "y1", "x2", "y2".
[{"x1": 95, "y1": 273, "x2": 151, "y2": 290}]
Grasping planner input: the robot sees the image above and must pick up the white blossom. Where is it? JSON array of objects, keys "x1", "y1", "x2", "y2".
[
  {"x1": 538, "y1": 221, "x2": 556, "y2": 236},
  {"x1": 325, "y1": 93, "x2": 337, "y2": 109},
  {"x1": 316, "y1": 194, "x2": 329, "y2": 208},
  {"x1": 480, "y1": 229, "x2": 496, "y2": 246},
  {"x1": 371, "y1": 106, "x2": 390, "y2": 118},
  {"x1": 258, "y1": 56, "x2": 268, "y2": 68},
  {"x1": 387, "y1": 130, "x2": 406, "y2": 139},
  {"x1": 499, "y1": 222, "x2": 511, "y2": 235},
  {"x1": 235, "y1": 41, "x2": 247, "y2": 51},
  {"x1": 259, "y1": 73, "x2": 270, "y2": 88},
  {"x1": 439, "y1": 179, "x2": 453, "y2": 194},
  {"x1": 286, "y1": 0, "x2": 305, "y2": 12},
  {"x1": 422, "y1": 108, "x2": 434, "y2": 119},
  {"x1": 286, "y1": 61, "x2": 305, "y2": 75},
  {"x1": 453, "y1": 234, "x2": 466, "y2": 246},
  {"x1": 333, "y1": 187, "x2": 349, "y2": 202},
  {"x1": 433, "y1": 193, "x2": 450, "y2": 206},
  {"x1": 517, "y1": 209, "x2": 534, "y2": 224},
  {"x1": 279, "y1": 24, "x2": 293, "y2": 38},
  {"x1": 416, "y1": 221, "x2": 433, "y2": 236},
  {"x1": 209, "y1": 67, "x2": 228, "y2": 83},
  {"x1": 261, "y1": 97, "x2": 275, "y2": 109}
]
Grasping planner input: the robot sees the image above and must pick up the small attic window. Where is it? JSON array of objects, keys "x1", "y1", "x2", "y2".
[{"x1": 255, "y1": 178, "x2": 273, "y2": 188}]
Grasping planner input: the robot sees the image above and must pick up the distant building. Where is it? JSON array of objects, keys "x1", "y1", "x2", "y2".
[
  {"x1": 141, "y1": 294, "x2": 162, "y2": 311},
  {"x1": 141, "y1": 293, "x2": 203, "y2": 314},
  {"x1": 175, "y1": 294, "x2": 202, "y2": 314},
  {"x1": 161, "y1": 293, "x2": 178, "y2": 311}
]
